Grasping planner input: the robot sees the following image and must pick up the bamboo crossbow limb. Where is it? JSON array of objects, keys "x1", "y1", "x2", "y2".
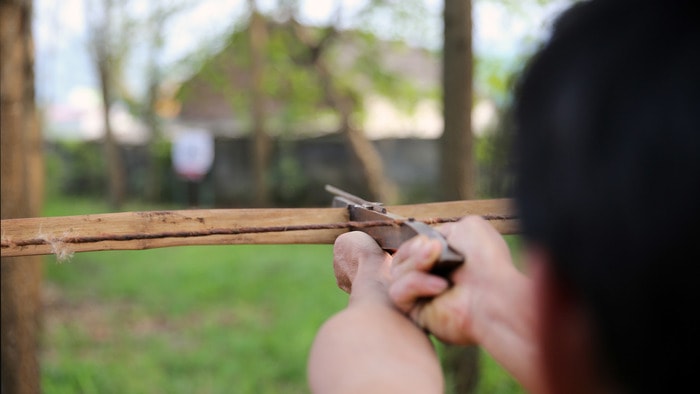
[{"x1": 0, "y1": 199, "x2": 517, "y2": 258}]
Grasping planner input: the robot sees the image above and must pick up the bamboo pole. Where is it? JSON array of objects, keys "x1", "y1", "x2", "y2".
[{"x1": 1, "y1": 199, "x2": 517, "y2": 258}]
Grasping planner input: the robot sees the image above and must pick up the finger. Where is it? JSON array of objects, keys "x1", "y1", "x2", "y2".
[
  {"x1": 389, "y1": 270, "x2": 449, "y2": 314},
  {"x1": 391, "y1": 236, "x2": 443, "y2": 279},
  {"x1": 440, "y1": 216, "x2": 511, "y2": 265},
  {"x1": 333, "y1": 231, "x2": 391, "y2": 293},
  {"x1": 415, "y1": 301, "x2": 474, "y2": 346},
  {"x1": 334, "y1": 231, "x2": 381, "y2": 251},
  {"x1": 437, "y1": 217, "x2": 482, "y2": 246},
  {"x1": 333, "y1": 232, "x2": 377, "y2": 293}
]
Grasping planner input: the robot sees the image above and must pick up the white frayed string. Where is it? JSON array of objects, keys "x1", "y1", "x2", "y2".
[{"x1": 37, "y1": 226, "x2": 74, "y2": 263}]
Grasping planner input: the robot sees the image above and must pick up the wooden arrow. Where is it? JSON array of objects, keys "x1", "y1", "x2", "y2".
[{"x1": 0, "y1": 199, "x2": 517, "y2": 258}]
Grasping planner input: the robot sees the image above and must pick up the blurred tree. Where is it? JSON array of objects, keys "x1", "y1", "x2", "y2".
[
  {"x1": 248, "y1": 0, "x2": 272, "y2": 206},
  {"x1": 180, "y1": 0, "x2": 435, "y2": 203},
  {"x1": 473, "y1": 0, "x2": 571, "y2": 199},
  {"x1": 141, "y1": 1, "x2": 189, "y2": 202},
  {"x1": 85, "y1": 0, "x2": 131, "y2": 209},
  {"x1": 296, "y1": 0, "x2": 439, "y2": 203},
  {"x1": 1, "y1": 0, "x2": 44, "y2": 392},
  {"x1": 288, "y1": 9, "x2": 397, "y2": 203},
  {"x1": 440, "y1": 1, "x2": 480, "y2": 393},
  {"x1": 441, "y1": 0, "x2": 475, "y2": 201},
  {"x1": 474, "y1": 56, "x2": 519, "y2": 199}
]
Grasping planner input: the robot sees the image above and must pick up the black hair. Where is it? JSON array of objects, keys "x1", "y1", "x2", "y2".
[{"x1": 513, "y1": 0, "x2": 699, "y2": 392}]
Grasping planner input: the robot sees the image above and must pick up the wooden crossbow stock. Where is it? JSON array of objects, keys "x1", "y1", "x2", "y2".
[{"x1": 1, "y1": 186, "x2": 518, "y2": 260}]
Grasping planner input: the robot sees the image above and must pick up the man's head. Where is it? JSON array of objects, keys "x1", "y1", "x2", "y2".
[{"x1": 513, "y1": 0, "x2": 699, "y2": 392}]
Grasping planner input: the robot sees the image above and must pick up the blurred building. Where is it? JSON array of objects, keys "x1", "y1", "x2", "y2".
[{"x1": 172, "y1": 19, "x2": 444, "y2": 140}]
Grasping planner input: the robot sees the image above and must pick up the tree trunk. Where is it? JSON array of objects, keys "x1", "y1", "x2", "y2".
[
  {"x1": 441, "y1": 0, "x2": 479, "y2": 393},
  {"x1": 311, "y1": 49, "x2": 395, "y2": 203},
  {"x1": 143, "y1": 4, "x2": 182, "y2": 203},
  {"x1": 289, "y1": 20, "x2": 395, "y2": 203},
  {"x1": 88, "y1": 0, "x2": 126, "y2": 210},
  {"x1": 143, "y1": 28, "x2": 163, "y2": 202},
  {"x1": 248, "y1": 3, "x2": 271, "y2": 207},
  {"x1": 144, "y1": 80, "x2": 162, "y2": 202},
  {"x1": 1, "y1": 0, "x2": 44, "y2": 392},
  {"x1": 443, "y1": 345, "x2": 480, "y2": 394},
  {"x1": 441, "y1": 0, "x2": 475, "y2": 201},
  {"x1": 336, "y1": 94, "x2": 396, "y2": 203},
  {"x1": 97, "y1": 58, "x2": 126, "y2": 210}
]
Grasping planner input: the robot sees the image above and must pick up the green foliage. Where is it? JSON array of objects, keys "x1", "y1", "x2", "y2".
[
  {"x1": 473, "y1": 55, "x2": 525, "y2": 199},
  {"x1": 471, "y1": 1, "x2": 565, "y2": 201},
  {"x1": 475, "y1": 122, "x2": 516, "y2": 198},
  {"x1": 355, "y1": 0, "x2": 439, "y2": 50},
  {"x1": 45, "y1": 141, "x2": 106, "y2": 198},
  {"x1": 44, "y1": 140, "x2": 178, "y2": 205},
  {"x1": 346, "y1": 34, "x2": 427, "y2": 114},
  {"x1": 272, "y1": 141, "x2": 309, "y2": 204},
  {"x1": 176, "y1": 9, "x2": 429, "y2": 138},
  {"x1": 44, "y1": 147, "x2": 67, "y2": 200},
  {"x1": 477, "y1": 350, "x2": 527, "y2": 394},
  {"x1": 475, "y1": 56, "x2": 516, "y2": 105}
]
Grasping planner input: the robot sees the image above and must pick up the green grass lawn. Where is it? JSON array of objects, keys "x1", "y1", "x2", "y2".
[{"x1": 40, "y1": 196, "x2": 524, "y2": 393}]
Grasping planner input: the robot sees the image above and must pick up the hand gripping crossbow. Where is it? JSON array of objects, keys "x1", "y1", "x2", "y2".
[{"x1": 326, "y1": 185, "x2": 464, "y2": 275}]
